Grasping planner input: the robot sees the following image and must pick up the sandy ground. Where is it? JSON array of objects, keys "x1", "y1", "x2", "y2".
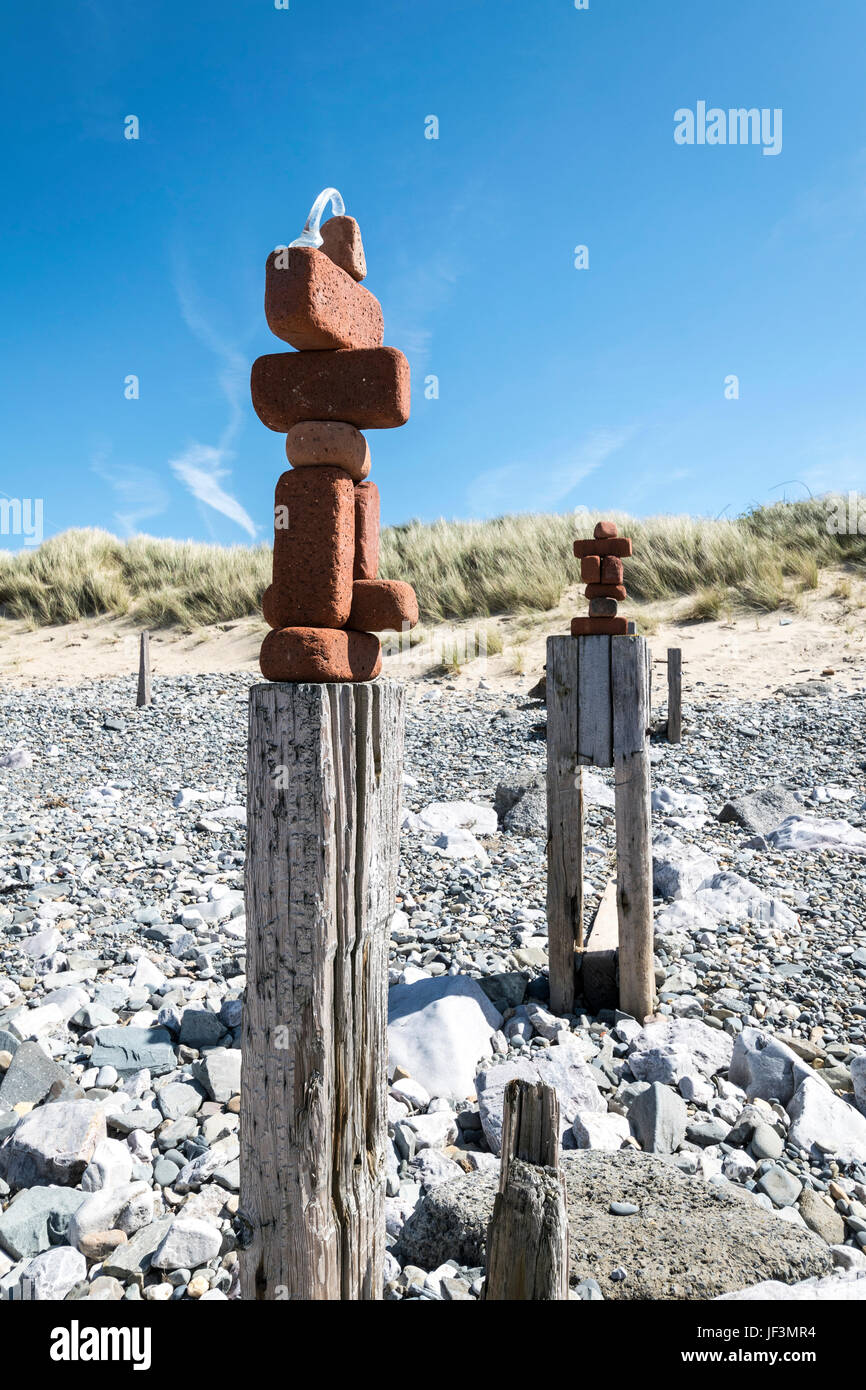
[{"x1": 1, "y1": 568, "x2": 864, "y2": 701}]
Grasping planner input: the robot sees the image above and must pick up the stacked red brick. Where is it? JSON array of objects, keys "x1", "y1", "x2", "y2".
[
  {"x1": 571, "y1": 520, "x2": 633, "y2": 636},
  {"x1": 250, "y1": 216, "x2": 419, "y2": 681}
]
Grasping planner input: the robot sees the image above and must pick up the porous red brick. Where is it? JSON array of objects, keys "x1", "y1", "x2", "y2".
[
  {"x1": 354, "y1": 481, "x2": 380, "y2": 580},
  {"x1": 574, "y1": 537, "x2": 633, "y2": 559},
  {"x1": 285, "y1": 421, "x2": 371, "y2": 482},
  {"x1": 348, "y1": 579, "x2": 418, "y2": 632},
  {"x1": 251, "y1": 347, "x2": 410, "y2": 432},
  {"x1": 270, "y1": 468, "x2": 355, "y2": 628},
  {"x1": 601, "y1": 555, "x2": 625, "y2": 585},
  {"x1": 584, "y1": 583, "x2": 627, "y2": 601},
  {"x1": 320, "y1": 216, "x2": 367, "y2": 282},
  {"x1": 594, "y1": 521, "x2": 618, "y2": 540},
  {"x1": 580, "y1": 555, "x2": 601, "y2": 584},
  {"x1": 260, "y1": 626, "x2": 382, "y2": 682},
  {"x1": 570, "y1": 616, "x2": 629, "y2": 636},
  {"x1": 588, "y1": 596, "x2": 619, "y2": 617},
  {"x1": 265, "y1": 247, "x2": 383, "y2": 351}
]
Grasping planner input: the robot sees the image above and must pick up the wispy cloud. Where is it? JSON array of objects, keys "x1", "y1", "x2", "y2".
[
  {"x1": 466, "y1": 428, "x2": 634, "y2": 518},
  {"x1": 91, "y1": 448, "x2": 170, "y2": 534},
  {"x1": 169, "y1": 253, "x2": 256, "y2": 537},
  {"x1": 169, "y1": 443, "x2": 256, "y2": 538}
]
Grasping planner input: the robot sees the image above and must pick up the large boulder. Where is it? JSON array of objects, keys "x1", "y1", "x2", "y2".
[
  {"x1": 628, "y1": 1018, "x2": 733, "y2": 1086},
  {"x1": 728, "y1": 1029, "x2": 814, "y2": 1106},
  {"x1": 476, "y1": 1053, "x2": 606, "y2": 1155},
  {"x1": 718, "y1": 784, "x2": 801, "y2": 836},
  {"x1": 0, "y1": 1101, "x2": 106, "y2": 1189},
  {"x1": 394, "y1": 1150, "x2": 833, "y2": 1298},
  {"x1": 388, "y1": 976, "x2": 502, "y2": 1101}
]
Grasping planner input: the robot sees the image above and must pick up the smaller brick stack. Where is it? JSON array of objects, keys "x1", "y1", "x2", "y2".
[{"x1": 571, "y1": 520, "x2": 633, "y2": 636}]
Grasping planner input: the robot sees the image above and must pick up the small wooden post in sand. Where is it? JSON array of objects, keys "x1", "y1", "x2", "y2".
[
  {"x1": 667, "y1": 647, "x2": 682, "y2": 743},
  {"x1": 240, "y1": 679, "x2": 404, "y2": 1300},
  {"x1": 483, "y1": 1079, "x2": 569, "y2": 1301},
  {"x1": 136, "y1": 630, "x2": 151, "y2": 707}
]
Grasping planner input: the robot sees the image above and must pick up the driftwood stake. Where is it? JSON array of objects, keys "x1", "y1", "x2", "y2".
[
  {"x1": 136, "y1": 631, "x2": 151, "y2": 707},
  {"x1": 667, "y1": 647, "x2": 682, "y2": 743},
  {"x1": 612, "y1": 636, "x2": 655, "y2": 1021},
  {"x1": 484, "y1": 1080, "x2": 569, "y2": 1301},
  {"x1": 240, "y1": 679, "x2": 404, "y2": 1300}
]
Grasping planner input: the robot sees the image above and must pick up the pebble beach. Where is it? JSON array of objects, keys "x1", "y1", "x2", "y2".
[{"x1": 1, "y1": 670, "x2": 865, "y2": 1301}]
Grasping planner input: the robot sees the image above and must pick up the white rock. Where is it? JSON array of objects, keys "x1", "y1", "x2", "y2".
[
  {"x1": 411, "y1": 1150, "x2": 464, "y2": 1188},
  {"x1": 432, "y1": 828, "x2": 488, "y2": 863},
  {"x1": 582, "y1": 773, "x2": 615, "y2": 809},
  {"x1": 21, "y1": 927, "x2": 62, "y2": 961},
  {"x1": 151, "y1": 1216, "x2": 222, "y2": 1271},
  {"x1": 6, "y1": 1003, "x2": 64, "y2": 1041},
  {"x1": 716, "y1": 1271, "x2": 866, "y2": 1301},
  {"x1": 787, "y1": 1076, "x2": 866, "y2": 1163},
  {"x1": 628, "y1": 1018, "x2": 733, "y2": 1085},
  {"x1": 131, "y1": 956, "x2": 167, "y2": 992},
  {"x1": 0, "y1": 746, "x2": 33, "y2": 770},
  {"x1": 390, "y1": 1078, "x2": 431, "y2": 1110},
  {"x1": 403, "y1": 800, "x2": 498, "y2": 836},
  {"x1": 652, "y1": 788, "x2": 708, "y2": 818},
  {"x1": 40, "y1": 986, "x2": 90, "y2": 1021},
  {"x1": 403, "y1": 1110, "x2": 458, "y2": 1150},
  {"x1": 477, "y1": 1054, "x2": 606, "y2": 1155},
  {"x1": 69, "y1": 1181, "x2": 151, "y2": 1249},
  {"x1": 767, "y1": 815, "x2": 866, "y2": 855},
  {"x1": 80, "y1": 1138, "x2": 134, "y2": 1192},
  {"x1": 388, "y1": 976, "x2": 503, "y2": 1101},
  {"x1": 652, "y1": 832, "x2": 719, "y2": 901},
  {"x1": 117, "y1": 1188, "x2": 157, "y2": 1235},
  {"x1": 678, "y1": 1074, "x2": 715, "y2": 1106},
  {"x1": 21, "y1": 1246, "x2": 86, "y2": 1301},
  {"x1": 2, "y1": 1101, "x2": 106, "y2": 1188},
  {"x1": 572, "y1": 1110, "x2": 631, "y2": 1151}
]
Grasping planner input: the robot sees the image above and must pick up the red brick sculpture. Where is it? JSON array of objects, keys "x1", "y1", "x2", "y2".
[
  {"x1": 571, "y1": 521, "x2": 633, "y2": 636},
  {"x1": 251, "y1": 194, "x2": 419, "y2": 682}
]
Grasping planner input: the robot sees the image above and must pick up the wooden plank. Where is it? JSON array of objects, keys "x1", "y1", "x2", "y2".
[
  {"x1": 611, "y1": 636, "x2": 655, "y2": 1022},
  {"x1": 576, "y1": 634, "x2": 612, "y2": 768},
  {"x1": 667, "y1": 647, "x2": 682, "y2": 743},
  {"x1": 136, "y1": 631, "x2": 151, "y2": 708},
  {"x1": 546, "y1": 637, "x2": 582, "y2": 1015},
  {"x1": 483, "y1": 1080, "x2": 569, "y2": 1301},
  {"x1": 581, "y1": 876, "x2": 619, "y2": 1012},
  {"x1": 240, "y1": 679, "x2": 404, "y2": 1300}
]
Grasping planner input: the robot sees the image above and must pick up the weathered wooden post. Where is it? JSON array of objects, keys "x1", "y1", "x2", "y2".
[
  {"x1": 612, "y1": 637, "x2": 655, "y2": 1020},
  {"x1": 136, "y1": 630, "x2": 151, "y2": 707},
  {"x1": 667, "y1": 647, "x2": 682, "y2": 743},
  {"x1": 241, "y1": 679, "x2": 404, "y2": 1299},
  {"x1": 547, "y1": 519, "x2": 656, "y2": 1021},
  {"x1": 483, "y1": 1080, "x2": 569, "y2": 1301}
]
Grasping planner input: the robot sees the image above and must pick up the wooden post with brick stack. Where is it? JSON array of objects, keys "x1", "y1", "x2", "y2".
[
  {"x1": 546, "y1": 519, "x2": 655, "y2": 1024},
  {"x1": 240, "y1": 189, "x2": 417, "y2": 1301}
]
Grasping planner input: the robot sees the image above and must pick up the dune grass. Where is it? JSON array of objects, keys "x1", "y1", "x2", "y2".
[{"x1": 0, "y1": 496, "x2": 863, "y2": 630}]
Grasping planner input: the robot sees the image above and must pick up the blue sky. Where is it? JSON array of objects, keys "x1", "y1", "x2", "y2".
[{"x1": 2, "y1": 0, "x2": 865, "y2": 549}]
